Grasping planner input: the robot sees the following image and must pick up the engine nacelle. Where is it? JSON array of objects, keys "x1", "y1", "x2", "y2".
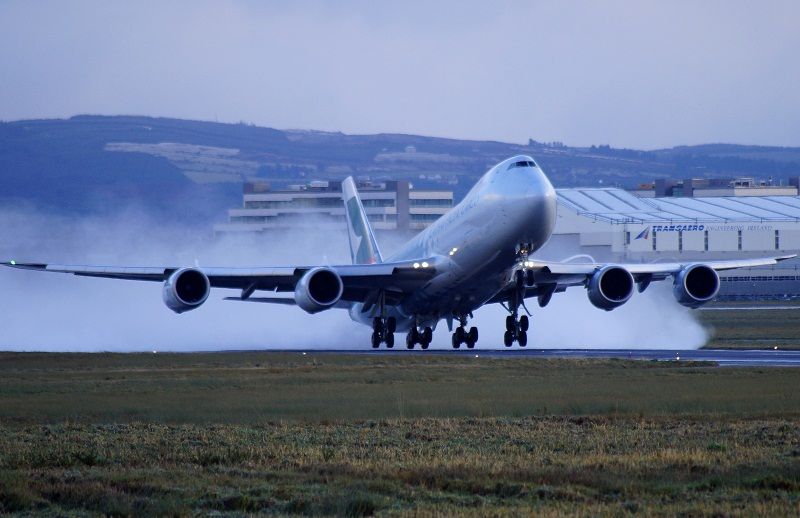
[
  {"x1": 294, "y1": 267, "x2": 344, "y2": 314},
  {"x1": 673, "y1": 264, "x2": 720, "y2": 308},
  {"x1": 162, "y1": 268, "x2": 211, "y2": 314},
  {"x1": 587, "y1": 265, "x2": 634, "y2": 311}
]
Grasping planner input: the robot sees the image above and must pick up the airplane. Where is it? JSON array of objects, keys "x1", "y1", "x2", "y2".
[{"x1": 2, "y1": 155, "x2": 794, "y2": 349}]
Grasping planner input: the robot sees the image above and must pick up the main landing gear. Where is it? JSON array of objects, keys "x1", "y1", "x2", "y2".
[
  {"x1": 371, "y1": 317, "x2": 396, "y2": 348},
  {"x1": 406, "y1": 326, "x2": 433, "y2": 349},
  {"x1": 451, "y1": 314, "x2": 478, "y2": 349}
]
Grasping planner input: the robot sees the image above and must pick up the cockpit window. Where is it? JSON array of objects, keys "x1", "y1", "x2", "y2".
[{"x1": 508, "y1": 160, "x2": 537, "y2": 169}]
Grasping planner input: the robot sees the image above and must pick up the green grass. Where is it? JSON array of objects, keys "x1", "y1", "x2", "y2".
[
  {"x1": 699, "y1": 308, "x2": 800, "y2": 349},
  {"x1": 1, "y1": 352, "x2": 799, "y2": 516}
]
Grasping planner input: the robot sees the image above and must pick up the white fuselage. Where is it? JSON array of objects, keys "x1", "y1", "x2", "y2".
[{"x1": 349, "y1": 155, "x2": 557, "y2": 330}]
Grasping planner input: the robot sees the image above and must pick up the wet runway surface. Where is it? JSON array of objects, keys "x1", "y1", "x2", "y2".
[{"x1": 298, "y1": 348, "x2": 800, "y2": 367}]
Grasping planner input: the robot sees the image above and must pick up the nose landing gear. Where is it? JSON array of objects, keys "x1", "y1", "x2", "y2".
[
  {"x1": 371, "y1": 316, "x2": 396, "y2": 348},
  {"x1": 451, "y1": 314, "x2": 478, "y2": 349},
  {"x1": 502, "y1": 267, "x2": 532, "y2": 347},
  {"x1": 503, "y1": 314, "x2": 528, "y2": 347},
  {"x1": 406, "y1": 326, "x2": 433, "y2": 349}
]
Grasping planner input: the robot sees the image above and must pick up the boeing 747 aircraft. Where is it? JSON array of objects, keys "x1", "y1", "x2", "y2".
[{"x1": 3, "y1": 156, "x2": 793, "y2": 349}]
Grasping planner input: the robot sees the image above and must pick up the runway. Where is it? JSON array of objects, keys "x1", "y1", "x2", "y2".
[{"x1": 298, "y1": 348, "x2": 800, "y2": 367}]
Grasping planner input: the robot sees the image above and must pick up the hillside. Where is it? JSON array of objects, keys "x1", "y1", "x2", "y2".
[{"x1": 1, "y1": 115, "x2": 799, "y2": 222}]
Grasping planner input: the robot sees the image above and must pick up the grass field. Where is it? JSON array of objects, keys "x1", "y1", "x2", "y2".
[
  {"x1": 699, "y1": 307, "x2": 800, "y2": 349},
  {"x1": 1, "y1": 352, "x2": 799, "y2": 516}
]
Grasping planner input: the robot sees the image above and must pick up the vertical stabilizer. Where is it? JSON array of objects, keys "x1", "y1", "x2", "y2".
[{"x1": 342, "y1": 177, "x2": 383, "y2": 264}]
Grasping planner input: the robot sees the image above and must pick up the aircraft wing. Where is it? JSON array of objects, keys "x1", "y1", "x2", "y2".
[
  {"x1": 0, "y1": 259, "x2": 438, "y2": 305},
  {"x1": 489, "y1": 254, "x2": 797, "y2": 305}
]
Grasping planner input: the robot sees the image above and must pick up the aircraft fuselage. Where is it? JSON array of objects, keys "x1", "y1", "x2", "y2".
[{"x1": 349, "y1": 155, "x2": 556, "y2": 330}]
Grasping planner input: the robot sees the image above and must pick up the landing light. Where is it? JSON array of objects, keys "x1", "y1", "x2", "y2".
[
  {"x1": 413, "y1": 262, "x2": 420, "y2": 269},
  {"x1": 421, "y1": 261, "x2": 430, "y2": 268},
  {"x1": 10, "y1": 260, "x2": 15, "y2": 265}
]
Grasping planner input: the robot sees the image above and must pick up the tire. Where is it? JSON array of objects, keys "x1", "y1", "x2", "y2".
[
  {"x1": 466, "y1": 338, "x2": 475, "y2": 349},
  {"x1": 455, "y1": 327, "x2": 465, "y2": 342},
  {"x1": 505, "y1": 315, "x2": 516, "y2": 332},
  {"x1": 451, "y1": 333, "x2": 461, "y2": 349},
  {"x1": 423, "y1": 327, "x2": 433, "y2": 344},
  {"x1": 373, "y1": 317, "x2": 383, "y2": 333},
  {"x1": 421, "y1": 341, "x2": 429, "y2": 350},
  {"x1": 387, "y1": 317, "x2": 397, "y2": 334},
  {"x1": 406, "y1": 332, "x2": 414, "y2": 349},
  {"x1": 386, "y1": 333, "x2": 394, "y2": 348},
  {"x1": 518, "y1": 330, "x2": 527, "y2": 347},
  {"x1": 519, "y1": 315, "x2": 529, "y2": 332},
  {"x1": 371, "y1": 332, "x2": 380, "y2": 348},
  {"x1": 503, "y1": 331, "x2": 513, "y2": 347},
  {"x1": 468, "y1": 327, "x2": 478, "y2": 343}
]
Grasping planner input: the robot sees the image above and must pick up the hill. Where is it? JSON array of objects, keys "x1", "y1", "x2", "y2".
[{"x1": 1, "y1": 115, "x2": 799, "y2": 222}]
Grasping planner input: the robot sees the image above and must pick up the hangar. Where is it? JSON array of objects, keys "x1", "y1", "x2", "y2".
[{"x1": 547, "y1": 188, "x2": 800, "y2": 299}]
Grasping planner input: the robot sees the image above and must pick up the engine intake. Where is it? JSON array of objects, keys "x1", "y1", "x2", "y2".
[
  {"x1": 162, "y1": 268, "x2": 211, "y2": 314},
  {"x1": 294, "y1": 267, "x2": 344, "y2": 314},
  {"x1": 587, "y1": 265, "x2": 634, "y2": 311},
  {"x1": 673, "y1": 264, "x2": 719, "y2": 308}
]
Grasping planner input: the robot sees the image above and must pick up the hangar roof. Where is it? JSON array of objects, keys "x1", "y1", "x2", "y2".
[{"x1": 556, "y1": 188, "x2": 800, "y2": 224}]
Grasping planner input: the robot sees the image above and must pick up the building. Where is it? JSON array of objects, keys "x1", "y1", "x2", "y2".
[
  {"x1": 643, "y1": 177, "x2": 799, "y2": 198},
  {"x1": 214, "y1": 180, "x2": 453, "y2": 236},
  {"x1": 549, "y1": 188, "x2": 800, "y2": 298}
]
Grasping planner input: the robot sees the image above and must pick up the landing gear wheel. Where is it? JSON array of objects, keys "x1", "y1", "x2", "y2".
[
  {"x1": 373, "y1": 317, "x2": 383, "y2": 334},
  {"x1": 406, "y1": 332, "x2": 414, "y2": 349},
  {"x1": 371, "y1": 332, "x2": 380, "y2": 348},
  {"x1": 468, "y1": 327, "x2": 478, "y2": 343},
  {"x1": 421, "y1": 340, "x2": 429, "y2": 350},
  {"x1": 423, "y1": 327, "x2": 433, "y2": 345},
  {"x1": 505, "y1": 315, "x2": 515, "y2": 333},
  {"x1": 519, "y1": 315, "x2": 529, "y2": 332},
  {"x1": 466, "y1": 338, "x2": 475, "y2": 349},
  {"x1": 385, "y1": 333, "x2": 394, "y2": 348},
  {"x1": 503, "y1": 331, "x2": 513, "y2": 347},
  {"x1": 386, "y1": 317, "x2": 397, "y2": 334},
  {"x1": 451, "y1": 333, "x2": 461, "y2": 349},
  {"x1": 518, "y1": 330, "x2": 528, "y2": 347}
]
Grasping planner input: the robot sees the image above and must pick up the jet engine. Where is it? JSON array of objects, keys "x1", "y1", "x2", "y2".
[
  {"x1": 294, "y1": 267, "x2": 344, "y2": 314},
  {"x1": 162, "y1": 268, "x2": 211, "y2": 314},
  {"x1": 587, "y1": 265, "x2": 634, "y2": 311},
  {"x1": 673, "y1": 264, "x2": 720, "y2": 308}
]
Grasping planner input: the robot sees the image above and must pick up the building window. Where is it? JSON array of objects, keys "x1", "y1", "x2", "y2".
[
  {"x1": 678, "y1": 231, "x2": 683, "y2": 252},
  {"x1": 409, "y1": 198, "x2": 453, "y2": 207},
  {"x1": 652, "y1": 231, "x2": 657, "y2": 251},
  {"x1": 704, "y1": 230, "x2": 709, "y2": 251},
  {"x1": 737, "y1": 230, "x2": 743, "y2": 251},
  {"x1": 775, "y1": 230, "x2": 780, "y2": 250}
]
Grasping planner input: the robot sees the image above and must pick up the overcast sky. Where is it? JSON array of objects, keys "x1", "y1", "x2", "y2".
[{"x1": 0, "y1": 0, "x2": 798, "y2": 149}]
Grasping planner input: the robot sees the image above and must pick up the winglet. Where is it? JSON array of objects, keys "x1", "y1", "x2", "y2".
[{"x1": 342, "y1": 177, "x2": 383, "y2": 264}]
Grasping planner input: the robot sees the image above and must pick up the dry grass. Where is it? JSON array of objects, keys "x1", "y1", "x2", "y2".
[{"x1": 0, "y1": 352, "x2": 799, "y2": 515}]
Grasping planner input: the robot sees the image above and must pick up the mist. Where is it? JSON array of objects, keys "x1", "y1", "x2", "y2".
[{"x1": 0, "y1": 207, "x2": 708, "y2": 351}]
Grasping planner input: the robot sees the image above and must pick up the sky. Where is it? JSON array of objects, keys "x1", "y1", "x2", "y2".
[{"x1": 0, "y1": 0, "x2": 798, "y2": 149}]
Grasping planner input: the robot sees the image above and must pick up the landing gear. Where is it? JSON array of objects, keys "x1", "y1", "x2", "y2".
[
  {"x1": 503, "y1": 263, "x2": 531, "y2": 347},
  {"x1": 372, "y1": 316, "x2": 396, "y2": 348},
  {"x1": 451, "y1": 314, "x2": 479, "y2": 349},
  {"x1": 406, "y1": 325, "x2": 433, "y2": 350},
  {"x1": 504, "y1": 310, "x2": 530, "y2": 347}
]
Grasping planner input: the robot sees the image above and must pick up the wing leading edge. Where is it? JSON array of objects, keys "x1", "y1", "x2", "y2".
[
  {"x1": 0, "y1": 259, "x2": 438, "y2": 306},
  {"x1": 490, "y1": 254, "x2": 796, "y2": 305}
]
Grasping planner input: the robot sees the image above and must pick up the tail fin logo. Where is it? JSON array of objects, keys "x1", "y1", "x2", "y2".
[
  {"x1": 346, "y1": 197, "x2": 377, "y2": 264},
  {"x1": 635, "y1": 227, "x2": 650, "y2": 240}
]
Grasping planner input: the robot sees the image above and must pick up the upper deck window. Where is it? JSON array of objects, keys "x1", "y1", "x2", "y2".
[{"x1": 508, "y1": 160, "x2": 537, "y2": 169}]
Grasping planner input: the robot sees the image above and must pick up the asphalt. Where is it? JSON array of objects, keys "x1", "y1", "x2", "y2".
[{"x1": 297, "y1": 348, "x2": 800, "y2": 367}]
